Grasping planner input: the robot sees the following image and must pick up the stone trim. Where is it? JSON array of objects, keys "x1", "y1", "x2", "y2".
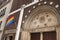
[{"x1": 5, "y1": 29, "x2": 16, "y2": 34}]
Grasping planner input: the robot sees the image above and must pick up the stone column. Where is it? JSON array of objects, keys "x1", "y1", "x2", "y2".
[
  {"x1": 7, "y1": 36, "x2": 10, "y2": 40},
  {"x1": 40, "y1": 32, "x2": 43, "y2": 40},
  {"x1": 56, "y1": 27, "x2": 60, "y2": 40},
  {"x1": 21, "y1": 31, "x2": 30, "y2": 40}
]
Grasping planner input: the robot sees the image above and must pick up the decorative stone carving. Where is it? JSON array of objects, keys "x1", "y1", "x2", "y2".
[
  {"x1": 30, "y1": 12, "x2": 58, "y2": 29},
  {"x1": 23, "y1": 5, "x2": 59, "y2": 30},
  {"x1": 39, "y1": 16, "x2": 45, "y2": 23}
]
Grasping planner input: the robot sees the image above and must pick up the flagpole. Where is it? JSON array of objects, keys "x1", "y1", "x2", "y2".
[{"x1": 15, "y1": 6, "x2": 24, "y2": 40}]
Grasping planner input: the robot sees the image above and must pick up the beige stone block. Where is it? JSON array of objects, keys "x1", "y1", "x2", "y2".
[{"x1": 21, "y1": 31, "x2": 30, "y2": 40}]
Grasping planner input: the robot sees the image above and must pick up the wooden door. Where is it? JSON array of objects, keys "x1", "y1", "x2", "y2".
[
  {"x1": 43, "y1": 31, "x2": 56, "y2": 40},
  {"x1": 31, "y1": 33, "x2": 40, "y2": 40}
]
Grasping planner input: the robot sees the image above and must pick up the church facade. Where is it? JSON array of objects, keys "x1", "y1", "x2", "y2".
[
  {"x1": 0, "y1": 0, "x2": 60, "y2": 40},
  {"x1": 20, "y1": 1, "x2": 60, "y2": 40}
]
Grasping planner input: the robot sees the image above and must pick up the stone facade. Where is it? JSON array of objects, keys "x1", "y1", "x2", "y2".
[
  {"x1": 20, "y1": 0, "x2": 60, "y2": 40},
  {"x1": 1, "y1": 0, "x2": 60, "y2": 40}
]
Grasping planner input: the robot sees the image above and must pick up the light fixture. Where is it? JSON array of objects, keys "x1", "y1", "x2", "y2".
[
  {"x1": 33, "y1": 6, "x2": 36, "y2": 8},
  {"x1": 25, "y1": 15, "x2": 27, "y2": 18},
  {"x1": 44, "y1": 1, "x2": 47, "y2": 4},
  {"x1": 28, "y1": 10, "x2": 31, "y2": 13},
  {"x1": 22, "y1": 21, "x2": 24, "y2": 23},
  {"x1": 50, "y1": 2, "x2": 53, "y2": 5},
  {"x1": 55, "y1": 5, "x2": 59, "y2": 8},
  {"x1": 38, "y1": 3, "x2": 41, "y2": 5}
]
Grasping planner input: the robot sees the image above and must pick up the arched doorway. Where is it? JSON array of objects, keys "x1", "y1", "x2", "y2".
[{"x1": 21, "y1": 5, "x2": 59, "y2": 40}]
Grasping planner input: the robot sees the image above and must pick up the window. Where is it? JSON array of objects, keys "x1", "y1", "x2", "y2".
[
  {"x1": 4, "y1": 36, "x2": 13, "y2": 40},
  {"x1": 0, "y1": 8, "x2": 6, "y2": 17},
  {"x1": 9, "y1": 36, "x2": 13, "y2": 40}
]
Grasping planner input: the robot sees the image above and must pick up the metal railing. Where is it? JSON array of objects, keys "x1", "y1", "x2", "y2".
[{"x1": 0, "y1": 0, "x2": 39, "y2": 40}]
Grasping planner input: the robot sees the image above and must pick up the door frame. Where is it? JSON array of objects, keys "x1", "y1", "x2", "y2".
[
  {"x1": 21, "y1": 27, "x2": 58, "y2": 40},
  {"x1": 29, "y1": 27, "x2": 57, "y2": 40}
]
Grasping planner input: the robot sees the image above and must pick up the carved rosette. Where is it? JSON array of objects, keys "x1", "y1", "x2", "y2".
[{"x1": 29, "y1": 12, "x2": 58, "y2": 29}]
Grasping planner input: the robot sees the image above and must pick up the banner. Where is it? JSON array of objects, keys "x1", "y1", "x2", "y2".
[{"x1": 6, "y1": 16, "x2": 15, "y2": 26}]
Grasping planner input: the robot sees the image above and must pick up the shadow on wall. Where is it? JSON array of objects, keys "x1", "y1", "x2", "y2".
[{"x1": 0, "y1": 0, "x2": 7, "y2": 5}]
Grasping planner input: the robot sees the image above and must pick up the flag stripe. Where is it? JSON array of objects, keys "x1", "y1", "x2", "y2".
[
  {"x1": 7, "y1": 16, "x2": 14, "y2": 21},
  {"x1": 6, "y1": 20, "x2": 14, "y2": 26},
  {"x1": 7, "y1": 17, "x2": 14, "y2": 23}
]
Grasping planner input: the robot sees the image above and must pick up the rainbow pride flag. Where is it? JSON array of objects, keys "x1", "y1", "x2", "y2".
[{"x1": 6, "y1": 16, "x2": 15, "y2": 26}]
